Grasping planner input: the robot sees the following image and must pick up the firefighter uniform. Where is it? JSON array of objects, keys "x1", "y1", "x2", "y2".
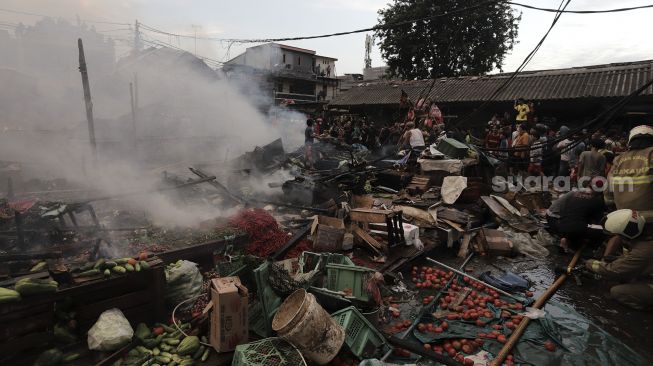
[
  {"x1": 595, "y1": 143, "x2": 653, "y2": 309},
  {"x1": 585, "y1": 235, "x2": 653, "y2": 309}
]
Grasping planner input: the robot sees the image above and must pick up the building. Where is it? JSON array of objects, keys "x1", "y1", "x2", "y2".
[
  {"x1": 223, "y1": 43, "x2": 339, "y2": 105},
  {"x1": 329, "y1": 59, "x2": 653, "y2": 129}
]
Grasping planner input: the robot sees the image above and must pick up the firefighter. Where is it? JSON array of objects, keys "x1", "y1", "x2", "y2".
[{"x1": 585, "y1": 209, "x2": 653, "y2": 310}]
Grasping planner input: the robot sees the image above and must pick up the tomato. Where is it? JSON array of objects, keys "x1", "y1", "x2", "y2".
[
  {"x1": 417, "y1": 323, "x2": 426, "y2": 332},
  {"x1": 486, "y1": 333, "x2": 497, "y2": 339},
  {"x1": 514, "y1": 303, "x2": 524, "y2": 310},
  {"x1": 152, "y1": 326, "x2": 164, "y2": 336},
  {"x1": 448, "y1": 348, "x2": 457, "y2": 357},
  {"x1": 447, "y1": 313, "x2": 459, "y2": 320},
  {"x1": 138, "y1": 252, "x2": 148, "y2": 261},
  {"x1": 506, "y1": 321, "x2": 515, "y2": 329},
  {"x1": 452, "y1": 340, "x2": 462, "y2": 350},
  {"x1": 462, "y1": 344, "x2": 472, "y2": 354},
  {"x1": 497, "y1": 334, "x2": 507, "y2": 343},
  {"x1": 475, "y1": 338, "x2": 484, "y2": 346},
  {"x1": 403, "y1": 320, "x2": 411, "y2": 327},
  {"x1": 392, "y1": 311, "x2": 400, "y2": 318},
  {"x1": 526, "y1": 291, "x2": 534, "y2": 297},
  {"x1": 455, "y1": 354, "x2": 465, "y2": 363},
  {"x1": 441, "y1": 321, "x2": 449, "y2": 330},
  {"x1": 127, "y1": 258, "x2": 137, "y2": 266},
  {"x1": 463, "y1": 276, "x2": 470, "y2": 283},
  {"x1": 441, "y1": 303, "x2": 448, "y2": 309},
  {"x1": 544, "y1": 341, "x2": 556, "y2": 352},
  {"x1": 476, "y1": 319, "x2": 485, "y2": 327},
  {"x1": 484, "y1": 311, "x2": 492, "y2": 318},
  {"x1": 434, "y1": 327, "x2": 444, "y2": 333},
  {"x1": 424, "y1": 343, "x2": 432, "y2": 351},
  {"x1": 493, "y1": 299, "x2": 502, "y2": 306},
  {"x1": 464, "y1": 358, "x2": 475, "y2": 366}
]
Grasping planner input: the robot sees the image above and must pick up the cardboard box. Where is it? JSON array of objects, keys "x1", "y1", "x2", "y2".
[
  {"x1": 210, "y1": 277, "x2": 248, "y2": 353},
  {"x1": 311, "y1": 215, "x2": 346, "y2": 252},
  {"x1": 477, "y1": 228, "x2": 514, "y2": 257}
]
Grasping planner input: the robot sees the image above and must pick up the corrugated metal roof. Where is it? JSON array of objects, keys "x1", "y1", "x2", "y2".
[{"x1": 330, "y1": 60, "x2": 653, "y2": 106}]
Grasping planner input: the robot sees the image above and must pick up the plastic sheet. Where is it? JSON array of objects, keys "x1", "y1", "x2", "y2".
[
  {"x1": 87, "y1": 308, "x2": 133, "y2": 351},
  {"x1": 165, "y1": 260, "x2": 203, "y2": 311}
]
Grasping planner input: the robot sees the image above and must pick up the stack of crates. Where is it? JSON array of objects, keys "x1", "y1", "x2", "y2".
[
  {"x1": 331, "y1": 306, "x2": 388, "y2": 359},
  {"x1": 326, "y1": 263, "x2": 374, "y2": 302},
  {"x1": 232, "y1": 338, "x2": 306, "y2": 366}
]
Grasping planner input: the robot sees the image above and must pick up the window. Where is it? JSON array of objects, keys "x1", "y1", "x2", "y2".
[{"x1": 282, "y1": 54, "x2": 286, "y2": 63}]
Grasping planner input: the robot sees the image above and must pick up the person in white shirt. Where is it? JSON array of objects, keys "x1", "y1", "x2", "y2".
[{"x1": 400, "y1": 121, "x2": 426, "y2": 153}]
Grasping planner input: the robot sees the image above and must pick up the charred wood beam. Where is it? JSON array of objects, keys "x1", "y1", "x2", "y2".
[
  {"x1": 272, "y1": 224, "x2": 312, "y2": 260},
  {"x1": 189, "y1": 167, "x2": 243, "y2": 204}
]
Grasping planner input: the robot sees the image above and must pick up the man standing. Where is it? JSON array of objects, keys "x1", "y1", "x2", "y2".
[
  {"x1": 555, "y1": 126, "x2": 572, "y2": 177},
  {"x1": 514, "y1": 98, "x2": 530, "y2": 127},
  {"x1": 578, "y1": 139, "x2": 606, "y2": 181}
]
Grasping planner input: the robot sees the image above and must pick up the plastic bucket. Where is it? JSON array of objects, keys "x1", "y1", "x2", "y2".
[{"x1": 272, "y1": 289, "x2": 345, "y2": 365}]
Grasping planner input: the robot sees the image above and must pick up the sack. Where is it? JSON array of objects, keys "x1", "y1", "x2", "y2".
[
  {"x1": 165, "y1": 260, "x2": 203, "y2": 310},
  {"x1": 87, "y1": 308, "x2": 133, "y2": 351}
]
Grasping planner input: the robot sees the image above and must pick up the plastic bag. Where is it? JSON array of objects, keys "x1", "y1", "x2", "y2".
[
  {"x1": 499, "y1": 227, "x2": 549, "y2": 259},
  {"x1": 87, "y1": 308, "x2": 133, "y2": 351},
  {"x1": 165, "y1": 260, "x2": 203, "y2": 310}
]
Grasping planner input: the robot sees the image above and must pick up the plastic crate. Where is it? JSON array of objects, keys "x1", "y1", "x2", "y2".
[
  {"x1": 253, "y1": 261, "x2": 283, "y2": 336},
  {"x1": 331, "y1": 306, "x2": 388, "y2": 359},
  {"x1": 326, "y1": 263, "x2": 374, "y2": 302},
  {"x1": 437, "y1": 137, "x2": 470, "y2": 159},
  {"x1": 299, "y1": 252, "x2": 355, "y2": 274},
  {"x1": 232, "y1": 337, "x2": 306, "y2": 366}
]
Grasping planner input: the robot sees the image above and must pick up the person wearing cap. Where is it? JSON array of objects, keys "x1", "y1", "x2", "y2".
[{"x1": 585, "y1": 209, "x2": 653, "y2": 310}]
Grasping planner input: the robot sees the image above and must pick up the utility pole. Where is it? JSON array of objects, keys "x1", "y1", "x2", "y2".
[
  {"x1": 129, "y1": 82, "x2": 137, "y2": 133},
  {"x1": 191, "y1": 24, "x2": 201, "y2": 54},
  {"x1": 78, "y1": 38, "x2": 97, "y2": 165},
  {"x1": 134, "y1": 19, "x2": 141, "y2": 52}
]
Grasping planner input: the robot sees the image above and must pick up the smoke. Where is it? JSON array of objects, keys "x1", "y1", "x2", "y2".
[{"x1": 0, "y1": 18, "x2": 301, "y2": 227}]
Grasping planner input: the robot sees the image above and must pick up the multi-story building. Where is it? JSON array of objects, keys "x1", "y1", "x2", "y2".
[{"x1": 223, "y1": 43, "x2": 339, "y2": 105}]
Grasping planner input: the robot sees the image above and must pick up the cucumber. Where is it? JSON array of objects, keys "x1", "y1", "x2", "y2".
[
  {"x1": 200, "y1": 348, "x2": 209, "y2": 362},
  {"x1": 152, "y1": 348, "x2": 160, "y2": 356},
  {"x1": 128, "y1": 349, "x2": 141, "y2": 357},
  {"x1": 155, "y1": 356, "x2": 171, "y2": 363},
  {"x1": 113, "y1": 266, "x2": 127, "y2": 274},
  {"x1": 30, "y1": 261, "x2": 47, "y2": 272},
  {"x1": 78, "y1": 262, "x2": 95, "y2": 272},
  {"x1": 63, "y1": 352, "x2": 80, "y2": 362},
  {"x1": 111, "y1": 359, "x2": 124, "y2": 366},
  {"x1": 164, "y1": 339, "x2": 180, "y2": 345},
  {"x1": 140, "y1": 261, "x2": 151, "y2": 270},
  {"x1": 135, "y1": 263, "x2": 141, "y2": 272},
  {"x1": 156, "y1": 323, "x2": 176, "y2": 333},
  {"x1": 192, "y1": 346, "x2": 205, "y2": 360},
  {"x1": 76, "y1": 269, "x2": 101, "y2": 277},
  {"x1": 136, "y1": 346, "x2": 152, "y2": 354},
  {"x1": 159, "y1": 344, "x2": 172, "y2": 352},
  {"x1": 168, "y1": 361, "x2": 177, "y2": 366},
  {"x1": 104, "y1": 261, "x2": 118, "y2": 268},
  {"x1": 125, "y1": 264, "x2": 135, "y2": 272},
  {"x1": 160, "y1": 352, "x2": 173, "y2": 359},
  {"x1": 200, "y1": 336, "x2": 208, "y2": 344},
  {"x1": 115, "y1": 258, "x2": 130, "y2": 265},
  {"x1": 93, "y1": 258, "x2": 106, "y2": 269},
  {"x1": 104, "y1": 269, "x2": 111, "y2": 277}
]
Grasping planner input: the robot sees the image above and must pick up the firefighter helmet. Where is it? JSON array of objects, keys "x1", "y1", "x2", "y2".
[
  {"x1": 628, "y1": 125, "x2": 653, "y2": 147},
  {"x1": 604, "y1": 209, "x2": 646, "y2": 239}
]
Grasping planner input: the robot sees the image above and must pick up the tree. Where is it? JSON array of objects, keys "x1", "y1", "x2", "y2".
[{"x1": 376, "y1": 0, "x2": 520, "y2": 80}]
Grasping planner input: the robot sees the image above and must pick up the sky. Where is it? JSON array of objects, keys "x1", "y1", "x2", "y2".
[{"x1": 1, "y1": 0, "x2": 653, "y2": 75}]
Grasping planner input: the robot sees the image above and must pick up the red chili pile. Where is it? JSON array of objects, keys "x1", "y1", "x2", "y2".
[{"x1": 229, "y1": 209, "x2": 290, "y2": 257}]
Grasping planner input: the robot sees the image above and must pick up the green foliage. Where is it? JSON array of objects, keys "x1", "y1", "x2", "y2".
[{"x1": 376, "y1": 0, "x2": 521, "y2": 79}]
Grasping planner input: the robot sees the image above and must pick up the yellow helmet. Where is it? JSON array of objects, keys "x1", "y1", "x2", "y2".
[{"x1": 604, "y1": 209, "x2": 645, "y2": 239}]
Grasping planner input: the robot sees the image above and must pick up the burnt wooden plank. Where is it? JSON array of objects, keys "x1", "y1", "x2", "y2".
[{"x1": 272, "y1": 224, "x2": 311, "y2": 260}]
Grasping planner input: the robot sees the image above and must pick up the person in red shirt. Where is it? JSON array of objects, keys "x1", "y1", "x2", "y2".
[{"x1": 485, "y1": 127, "x2": 501, "y2": 149}]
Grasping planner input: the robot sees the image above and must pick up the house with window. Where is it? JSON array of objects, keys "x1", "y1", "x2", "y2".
[{"x1": 223, "y1": 43, "x2": 339, "y2": 105}]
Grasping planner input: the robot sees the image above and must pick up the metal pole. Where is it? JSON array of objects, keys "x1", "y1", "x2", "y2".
[
  {"x1": 426, "y1": 257, "x2": 522, "y2": 301},
  {"x1": 129, "y1": 82, "x2": 137, "y2": 133},
  {"x1": 78, "y1": 38, "x2": 97, "y2": 164}
]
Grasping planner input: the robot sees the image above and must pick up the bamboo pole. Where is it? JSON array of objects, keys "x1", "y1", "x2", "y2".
[{"x1": 489, "y1": 246, "x2": 585, "y2": 366}]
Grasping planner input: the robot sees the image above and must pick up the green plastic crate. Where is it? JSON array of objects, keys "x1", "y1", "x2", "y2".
[
  {"x1": 232, "y1": 337, "x2": 306, "y2": 366},
  {"x1": 299, "y1": 252, "x2": 355, "y2": 274},
  {"x1": 253, "y1": 261, "x2": 283, "y2": 336},
  {"x1": 331, "y1": 306, "x2": 388, "y2": 359},
  {"x1": 326, "y1": 263, "x2": 374, "y2": 302},
  {"x1": 437, "y1": 137, "x2": 470, "y2": 159}
]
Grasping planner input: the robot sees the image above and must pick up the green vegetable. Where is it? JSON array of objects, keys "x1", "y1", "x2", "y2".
[
  {"x1": 160, "y1": 352, "x2": 173, "y2": 359},
  {"x1": 135, "y1": 263, "x2": 141, "y2": 272},
  {"x1": 200, "y1": 336, "x2": 208, "y2": 344},
  {"x1": 192, "y1": 346, "x2": 205, "y2": 360},
  {"x1": 200, "y1": 348, "x2": 210, "y2": 362},
  {"x1": 15, "y1": 277, "x2": 58, "y2": 296},
  {"x1": 135, "y1": 323, "x2": 151, "y2": 340},
  {"x1": 179, "y1": 360, "x2": 194, "y2": 366},
  {"x1": 164, "y1": 339, "x2": 180, "y2": 345},
  {"x1": 152, "y1": 348, "x2": 160, "y2": 356},
  {"x1": 156, "y1": 323, "x2": 175, "y2": 333},
  {"x1": 62, "y1": 352, "x2": 80, "y2": 362},
  {"x1": 140, "y1": 358, "x2": 156, "y2": 366},
  {"x1": 93, "y1": 258, "x2": 106, "y2": 269},
  {"x1": 104, "y1": 269, "x2": 111, "y2": 277},
  {"x1": 168, "y1": 361, "x2": 177, "y2": 366},
  {"x1": 115, "y1": 258, "x2": 130, "y2": 265},
  {"x1": 53, "y1": 323, "x2": 77, "y2": 344},
  {"x1": 142, "y1": 338, "x2": 160, "y2": 348},
  {"x1": 136, "y1": 346, "x2": 152, "y2": 354},
  {"x1": 30, "y1": 261, "x2": 47, "y2": 272},
  {"x1": 78, "y1": 262, "x2": 95, "y2": 272},
  {"x1": 140, "y1": 261, "x2": 150, "y2": 270},
  {"x1": 34, "y1": 348, "x2": 63, "y2": 366},
  {"x1": 0, "y1": 287, "x2": 21, "y2": 303},
  {"x1": 104, "y1": 261, "x2": 118, "y2": 268},
  {"x1": 111, "y1": 359, "x2": 123, "y2": 366},
  {"x1": 76, "y1": 268, "x2": 101, "y2": 277},
  {"x1": 159, "y1": 343, "x2": 172, "y2": 352},
  {"x1": 155, "y1": 356, "x2": 171, "y2": 364},
  {"x1": 125, "y1": 264, "x2": 135, "y2": 272},
  {"x1": 176, "y1": 336, "x2": 199, "y2": 356},
  {"x1": 113, "y1": 266, "x2": 127, "y2": 274}
]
